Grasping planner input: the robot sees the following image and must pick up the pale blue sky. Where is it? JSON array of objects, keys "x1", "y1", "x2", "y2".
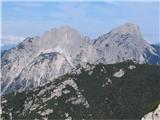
[{"x1": 1, "y1": 1, "x2": 160, "y2": 46}]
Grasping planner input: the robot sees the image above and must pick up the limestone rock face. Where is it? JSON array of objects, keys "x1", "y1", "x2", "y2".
[
  {"x1": 4, "y1": 52, "x2": 73, "y2": 94},
  {"x1": 1, "y1": 37, "x2": 41, "y2": 94},
  {"x1": 39, "y1": 26, "x2": 95, "y2": 65},
  {"x1": 93, "y1": 23, "x2": 158, "y2": 64},
  {"x1": 1, "y1": 23, "x2": 159, "y2": 94},
  {"x1": 1, "y1": 26, "x2": 95, "y2": 94}
]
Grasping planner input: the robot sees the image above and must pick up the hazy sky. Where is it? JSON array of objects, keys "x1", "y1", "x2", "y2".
[{"x1": 1, "y1": 1, "x2": 159, "y2": 46}]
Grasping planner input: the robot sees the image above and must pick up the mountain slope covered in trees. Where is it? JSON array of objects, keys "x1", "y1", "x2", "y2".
[{"x1": 1, "y1": 61, "x2": 160, "y2": 120}]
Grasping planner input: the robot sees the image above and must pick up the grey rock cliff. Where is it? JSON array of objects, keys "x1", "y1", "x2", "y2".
[
  {"x1": 1, "y1": 26, "x2": 95, "y2": 94},
  {"x1": 93, "y1": 23, "x2": 158, "y2": 64},
  {"x1": 1, "y1": 23, "x2": 159, "y2": 94}
]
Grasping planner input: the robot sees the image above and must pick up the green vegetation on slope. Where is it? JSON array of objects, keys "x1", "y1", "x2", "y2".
[{"x1": 1, "y1": 61, "x2": 160, "y2": 119}]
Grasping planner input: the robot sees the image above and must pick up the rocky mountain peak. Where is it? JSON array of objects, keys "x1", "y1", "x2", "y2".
[
  {"x1": 50, "y1": 26, "x2": 80, "y2": 36},
  {"x1": 94, "y1": 23, "x2": 144, "y2": 47},
  {"x1": 112, "y1": 23, "x2": 142, "y2": 36},
  {"x1": 39, "y1": 26, "x2": 90, "y2": 56},
  {"x1": 93, "y1": 23, "x2": 158, "y2": 64},
  {"x1": 114, "y1": 23, "x2": 143, "y2": 43},
  {"x1": 115, "y1": 23, "x2": 141, "y2": 32},
  {"x1": 1, "y1": 23, "x2": 159, "y2": 95},
  {"x1": 41, "y1": 26, "x2": 83, "y2": 45}
]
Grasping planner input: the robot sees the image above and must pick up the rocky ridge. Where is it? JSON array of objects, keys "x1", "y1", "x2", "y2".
[{"x1": 1, "y1": 61, "x2": 160, "y2": 119}]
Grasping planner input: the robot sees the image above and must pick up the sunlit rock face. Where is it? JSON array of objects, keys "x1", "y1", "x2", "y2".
[
  {"x1": 1, "y1": 37, "x2": 41, "y2": 94},
  {"x1": 1, "y1": 26, "x2": 95, "y2": 94},
  {"x1": 93, "y1": 23, "x2": 158, "y2": 64},
  {"x1": 1, "y1": 23, "x2": 159, "y2": 94}
]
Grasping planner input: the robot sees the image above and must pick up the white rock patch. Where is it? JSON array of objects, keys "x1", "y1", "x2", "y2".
[
  {"x1": 1, "y1": 99, "x2": 7, "y2": 104},
  {"x1": 142, "y1": 104, "x2": 160, "y2": 120},
  {"x1": 39, "y1": 109, "x2": 53, "y2": 116},
  {"x1": 128, "y1": 65, "x2": 136, "y2": 70},
  {"x1": 101, "y1": 69, "x2": 104, "y2": 72},
  {"x1": 64, "y1": 113, "x2": 72, "y2": 120},
  {"x1": 88, "y1": 71, "x2": 93, "y2": 75},
  {"x1": 65, "y1": 113, "x2": 69, "y2": 117},
  {"x1": 30, "y1": 103, "x2": 39, "y2": 111},
  {"x1": 106, "y1": 78, "x2": 112, "y2": 85},
  {"x1": 24, "y1": 100, "x2": 33, "y2": 111},
  {"x1": 139, "y1": 54, "x2": 145, "y2": 64},
  {"x1": 37, "y1": 89, "x2": 47, "y2": 96},
  {"x1": 102, "y1": 78, "x2": 112, "y2": 87},
  {"x1": 62, "y1": 90, "x2": 70, "y2": 94},
  {"x1": 65, "y1": 116, "x2": 72, "y2": 120},
  {"x1": 113, "y1": 69, "x2": 125, "y2": 78}
]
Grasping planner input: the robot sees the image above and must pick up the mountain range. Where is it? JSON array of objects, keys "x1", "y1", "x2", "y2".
[
  {"x1": 1, "y1": 23, "x2": 160, "y2": 95},
  {"x1": 1, "y1": 23, "x2": 160, "y2": 119}
]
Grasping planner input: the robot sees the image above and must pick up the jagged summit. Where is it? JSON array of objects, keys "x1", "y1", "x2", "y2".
[
  {"x1": 40, "y1": 25, "x2": 89, "y2": 53},
  {"x1": 93, "y1": 23, "x2": 143, "y2": 46}
]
